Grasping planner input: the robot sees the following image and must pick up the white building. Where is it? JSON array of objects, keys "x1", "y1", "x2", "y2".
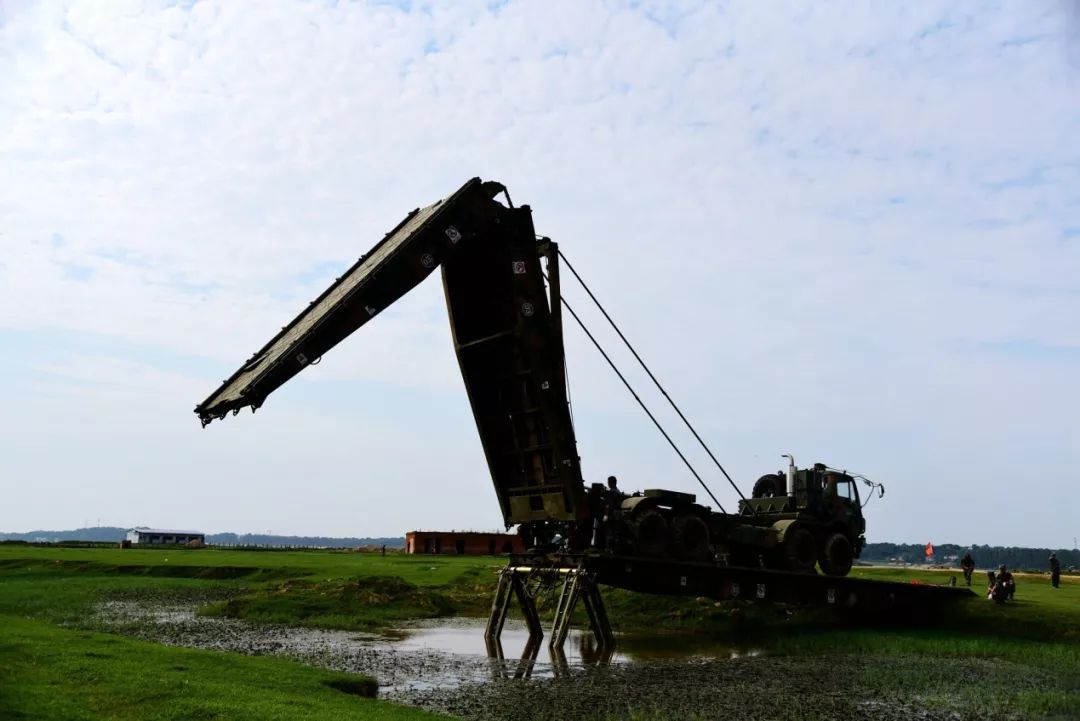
[{"x1": 126, "y1": 527, "x2": 205, "y2": 545}]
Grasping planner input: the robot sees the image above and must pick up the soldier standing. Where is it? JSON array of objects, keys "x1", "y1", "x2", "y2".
[
  {"x1": 960, "y1": 552, "x2": 975, "y2": 587},
  {"x1": 603, "y1": 475, "x2": 626, "y2": 553},
  {"x1": 1050, "y1": 553, "x2": 1061, "y2": 589}
]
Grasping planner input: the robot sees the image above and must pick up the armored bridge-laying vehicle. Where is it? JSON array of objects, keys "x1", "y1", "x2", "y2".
[{"x1": 196, "y1": 178, "x2": 875, "y2": 577}]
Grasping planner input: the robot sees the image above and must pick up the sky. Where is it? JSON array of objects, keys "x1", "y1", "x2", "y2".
[{"x1": 1, "y1": 0, "x2": 1078, "y2": 548}]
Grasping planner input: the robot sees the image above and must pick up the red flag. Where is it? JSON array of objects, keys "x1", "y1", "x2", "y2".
[{"x1": 925, "y1": 542, "x2": 934, "y2": 558}]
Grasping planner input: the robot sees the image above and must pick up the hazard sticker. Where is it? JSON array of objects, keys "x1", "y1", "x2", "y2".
[
  {"x1": 512, "y1": 261, "x2": 526, "y2": 274},
  {"x1": 296, "y1": 353, "x2": 308, "y2": 365},
  {"x1": 756, "y1": 583, "x2": 766, "y2": 599},
  {"x1": 445, "y1": 226, "x2": 462, "y2": 243},
  {"x1": 420, "y1": 253, "x2": 435, "y2": 269},
  {"x1": 365, "y1": 305, "x2": 377, "y2": 316},
  {"x1": 521, "y1": 302, "x2": 534, "y2": 317}
]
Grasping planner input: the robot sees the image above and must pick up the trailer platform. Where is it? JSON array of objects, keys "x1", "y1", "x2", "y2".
[{"x1": 485, "y1": 552, "x2": 974, "y2": 651}]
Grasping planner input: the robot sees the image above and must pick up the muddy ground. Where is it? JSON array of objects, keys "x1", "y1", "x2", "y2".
[
  {"x1": 92, "y1": 596, "x2": 1058, "y2": 721},
  {"x1": 409, "y1": 654, "x2": 1050, "y2": 721}
]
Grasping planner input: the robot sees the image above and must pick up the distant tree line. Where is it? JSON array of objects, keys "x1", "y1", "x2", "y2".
[
  {"x1": 0, "y1": 527, "x2": 405, "y2": 548},
  {"x1": 208, "y1": 533, "x2": 404, "y2": 548},
  {"x1": 863, "y1": 542, "x2": 1079, "y2": 571}
]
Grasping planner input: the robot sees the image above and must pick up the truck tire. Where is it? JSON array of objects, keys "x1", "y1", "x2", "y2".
[
  {"x1": 633, "y1": 508, "x2": 670, "y2": 558},
  {"x1": 819, "y1": 533, "x2": 853, "y2": 577},
  {"x1": 671, "y1": 513, "x2": 710, "y2": 561},
  {"x1": 752, "y1": 474, "x2": 784, "y2": 498},
  {"x1": 782, "y1": 526, "x2": 817, "y2": 574}
]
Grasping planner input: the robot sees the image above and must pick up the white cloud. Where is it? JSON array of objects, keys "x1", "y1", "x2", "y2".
[{"x1": 0, "y1": 1, "x2": 1077, "y2": 545}]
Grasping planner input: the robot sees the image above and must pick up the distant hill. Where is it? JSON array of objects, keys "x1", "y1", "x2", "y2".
[
  {"x1": 0, "y1": 526, "x2": 130, "y2": 543},
  {"x1": 0, "y1": 527, "x2": 404, "y2": 548},
  {"x1": 862, "y1": 542, "x2": 1079, "y2": 571}
]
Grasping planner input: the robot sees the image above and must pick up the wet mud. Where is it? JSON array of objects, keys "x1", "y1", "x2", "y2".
[
  {"x1": 94, "y1": 598, "x2": 1056, "y2": 721},
  {"x1": 408, "y1": 654, "x2": 1051, "y2": 721}
]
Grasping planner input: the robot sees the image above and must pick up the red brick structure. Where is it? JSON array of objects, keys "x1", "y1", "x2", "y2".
[{"x1": 405, "y1": 530, "x2": 524, "y2": 556}]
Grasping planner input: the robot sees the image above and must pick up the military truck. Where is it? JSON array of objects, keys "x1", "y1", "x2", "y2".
[
  {"x1": 595, "y1": 456, "x2": 867, "y2": 576},
  {"x1": 195, "y1": 178, "x2": 875, "y2": 577}
]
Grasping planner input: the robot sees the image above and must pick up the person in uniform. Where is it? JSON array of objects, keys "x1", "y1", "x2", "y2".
[
  {"x1": 1050, "y1": 553, "x2": 1061, "y2": 589},
  {"x1": 989, "y1": 564, "x2": 1015, "y2": 603},
  {"x1": 603, "y1": 475, "x2": 626, "y2": 553},
  {"x1": 960, "y1": 552, "x2": 975, "y2": 587}
]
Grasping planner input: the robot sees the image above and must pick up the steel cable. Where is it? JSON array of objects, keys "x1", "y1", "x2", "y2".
[
  {"x1": 557, "y1": 250, "x2": 748, "y2": 505},
  {"x1": 558, "y1": 294, "x2": 726, "y2": 513}
]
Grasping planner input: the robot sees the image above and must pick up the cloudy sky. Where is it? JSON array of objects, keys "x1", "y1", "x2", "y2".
[{"x1": 2, "y1": 1, "x2": 1077, "y2": 548}]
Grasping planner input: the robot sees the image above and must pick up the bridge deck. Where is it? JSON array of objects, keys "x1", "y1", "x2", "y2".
[{"x1": 508, "y1": 552, "x2": 973, "y2": 616}]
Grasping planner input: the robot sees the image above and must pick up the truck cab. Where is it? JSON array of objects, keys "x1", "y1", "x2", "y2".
[{"x1": 737, "y1": 463, "x2": 867, "y2": 575}]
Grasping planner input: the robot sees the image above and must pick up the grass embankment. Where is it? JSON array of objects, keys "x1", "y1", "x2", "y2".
[
  {"x1": 0, "y1": 548, "x2": 463, "y2": 721},
  {"x1": 1, "y1": 546, "x2": 1078, "y2": 719},
  {"x1": 0, "y1": 545, "x2": 487, "y2": 585},
  {"x1": 199, "y1": 563, "x2": 498, "y2": 630},
  {"x1": 0, "y1": 617, "x2": 450, "y2": 721}
]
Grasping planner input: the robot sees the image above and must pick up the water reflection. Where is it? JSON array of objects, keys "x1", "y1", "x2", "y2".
[
  {"x1": 482, "y1": 632, "x2": 617, "y2": 680},
  {"x1": 392, "y1": 621, "x2": 621, "y2": 669},
  {"x1": 388, "y1": 618, "x2": 759, "y2": 685}
]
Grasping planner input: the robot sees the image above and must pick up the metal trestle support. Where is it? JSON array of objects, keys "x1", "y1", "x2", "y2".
[{"x1": 484, "y1": 560, "x2": 615, "y2": 652}]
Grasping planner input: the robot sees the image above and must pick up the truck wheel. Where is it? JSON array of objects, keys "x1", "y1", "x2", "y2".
[
  {"x1": 819, "y1": 533, "x2": 853, "y2": 576},
  {"x1": 752, "y1": 474, "x2": 784, "y2": 498},
  {"x1": 672, "y1": 514, "x2": 710, "y2": 561},
  {"x1": 782, "y1": 527, "x2": 817, "y2": 573},
  {"x1": 633, "y1": 508, "x2": 670, "y2": 558}
]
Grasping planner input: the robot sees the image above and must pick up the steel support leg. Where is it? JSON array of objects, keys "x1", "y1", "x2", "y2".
[
  {"x1": 486, "y1": 565, "x2": 544, "y2": 648},
  {"x1": 511, "y1": 574, "x2": 544, "y2": 641},
  {"x1": 550, "y1": 571, "x2": 583, "y2": 650},
  {"x1": 581, "y1": 574, "x2": 615, "y2": 647},
  {"x1": 484, "y1": 569, "x2": 513, "y2": 641},
  {"x1": 549, "y1": 569, "x2": 614, "y2": 651}
]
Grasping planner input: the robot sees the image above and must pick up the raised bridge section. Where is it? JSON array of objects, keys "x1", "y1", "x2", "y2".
[{"x1": 195, "y1": 178, "x2": 585, "y2": 528}]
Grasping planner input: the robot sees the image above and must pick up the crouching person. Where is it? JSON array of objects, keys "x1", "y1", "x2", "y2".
[{"x1": 988, "y1": 565, "x2": 1016, "y2": 604}]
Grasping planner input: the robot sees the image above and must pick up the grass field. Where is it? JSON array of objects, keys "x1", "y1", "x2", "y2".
[
  {"x1": 0, "y1": 617, "x2": 452, "y2": 721},
  {"x1": 1, "y1": 544, "x2": 1077, "y2": 720}
]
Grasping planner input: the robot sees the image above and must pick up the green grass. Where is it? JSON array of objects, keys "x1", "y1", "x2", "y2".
[
  {"x1": 0, "y1": 547, "x2": 473, "y2": 721},
  {"x1": 0, "y1": 546, "x2": 503, "y2": 632},
  {"x1": 0, "y1": 616, "x2": 451, "y2": 721},
  {"x1": 0, "y1": 545, "x2": 495, "y2": 586},
  {"x1": 197, "y1": 563, "x2": 501, "y2": 630},
  {"x1": 200, "y1": 575, "x2": 457, "y2": 629},
  {"x1": 2, "y1": 545, "x2": 1078, "y2": 720}
]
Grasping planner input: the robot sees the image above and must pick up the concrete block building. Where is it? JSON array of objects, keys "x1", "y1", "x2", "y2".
[
  {"x1": 405, "y1": 530, "x2": 523, "y2": 555},
  {"x1": 126, "y1": 527, "x2": 205, "y2": 546}
]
